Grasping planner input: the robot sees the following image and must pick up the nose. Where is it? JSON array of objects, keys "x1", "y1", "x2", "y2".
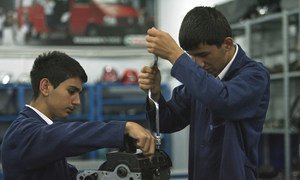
[
  {"x1": 73, "y1": 93, "x2": 81, "y2": 106},
  {"x1": 193, "y1": 57, "x2": 205, "y2": 67}
]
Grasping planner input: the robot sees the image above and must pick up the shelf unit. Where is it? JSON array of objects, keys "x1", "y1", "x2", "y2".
[
  {"x1": 231, "y1": 9, "x2": 300, "y2": 179},
  {"x1": 0, "y1": 84, "x2": 23, "y2": 122},
  {"x1": 0, "y1": 83, "x2": 95, "y2": 122},
  {"x1": 95, "y1": 83, "x2": 147, "y2": 122},
  {"x1": 95, "y1": 83, "x2": 170, "y2": 122}
]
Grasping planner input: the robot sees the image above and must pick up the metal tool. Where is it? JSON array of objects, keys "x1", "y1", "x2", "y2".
[
  {"x1": 148, "y1": 55, "x2": 161, "y2": 149},
  {"x1": 152, "y1": 55, "x2": 158, "y2": 67}
]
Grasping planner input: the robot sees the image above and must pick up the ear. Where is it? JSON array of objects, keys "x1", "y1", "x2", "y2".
[
  {"x1": 39, "y1": 78, "x2": 52, "y2": 97},
  {"x1": 223, "y1": 37, "x2": 234, "y2": 51}
]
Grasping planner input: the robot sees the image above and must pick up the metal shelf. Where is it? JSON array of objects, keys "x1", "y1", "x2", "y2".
[
  {"x1": 263, "y1": 127, "x2": 298, "y2": 134},
  {"x1": 289, "y1": 71, "x2": 300, "y2": 78},
  {"x1": 231, "y1": 8, "x2": 300, "y2": 180}
]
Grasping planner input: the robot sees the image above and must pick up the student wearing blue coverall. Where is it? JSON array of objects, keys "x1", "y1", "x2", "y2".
[
  {"x1": 138, "y1": 6, "x2": 270, "y2": 180},
  {"x1": 1, "y1": 51, "x2": 155, "y2": 180}
]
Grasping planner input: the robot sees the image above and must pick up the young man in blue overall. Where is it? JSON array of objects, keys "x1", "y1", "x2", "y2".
[
  {"x1": 1, "y1": 51, "x2": 155, "y2": 180},
  {"x1": 138, "y1": 6, "x2": 270, "y2": 180}
]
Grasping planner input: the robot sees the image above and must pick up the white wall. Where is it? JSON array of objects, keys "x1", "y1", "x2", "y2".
[
  {"x1": 157, "y1": 0, "x2": 231, "y2": 43},
  {"x1": 0, "y1": 47, "x2": 159, "y2": 84}
]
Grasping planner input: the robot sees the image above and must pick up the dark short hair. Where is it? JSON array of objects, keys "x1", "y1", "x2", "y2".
[
  {"x1": 179, "y1": 6, "x2": 232, "y2": 51},
  {"x1": 30, "y1": 51, "x2": 88, "y2": 99}
]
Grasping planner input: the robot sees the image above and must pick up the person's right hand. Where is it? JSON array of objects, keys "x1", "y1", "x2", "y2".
[
  {"x1": 138, "y1": 65, "x2": 161, "y2": 102},
  {"x1": 124, "y1": 121, "x2": 155, "y2": 156}
]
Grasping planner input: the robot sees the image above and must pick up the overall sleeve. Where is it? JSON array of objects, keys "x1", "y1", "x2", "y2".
[
  {"x1": 11, "y1": 120, "x2": 126, "y2": 169},
  {"x1": 171, "y1": 53, "x2": 270, "y2": 120}
]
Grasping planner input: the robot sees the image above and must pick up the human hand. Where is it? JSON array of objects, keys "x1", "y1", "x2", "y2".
[
  {"x1": 138, "y1": 65, "x2": 161, "y2": 102},
  {"x1": 124, "y1": 122, "x2": 155, "y2": 156},
  {"x1": 146, "y1": 27, "x2": 184, "y2": 64}
]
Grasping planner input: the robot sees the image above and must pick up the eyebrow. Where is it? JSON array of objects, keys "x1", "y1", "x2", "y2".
[
  {"x1": 189, "y1": 51, "x2": 209, "y2": 57},
  {"x1": 69, "y1": 86, "x2": 82, "y2": 93}
]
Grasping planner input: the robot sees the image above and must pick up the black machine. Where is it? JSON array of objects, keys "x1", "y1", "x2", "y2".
[{"x1": 76, "y1": 136, "x2": 172, "y2": 180}]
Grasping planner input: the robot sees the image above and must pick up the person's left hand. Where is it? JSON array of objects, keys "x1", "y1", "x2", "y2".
[
  {"x1": 146, "y1": 27, "x2": 184, "y2": 64},
  {"x1": 138, "y1": 65, "x2": 161, "y2": 102}
]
